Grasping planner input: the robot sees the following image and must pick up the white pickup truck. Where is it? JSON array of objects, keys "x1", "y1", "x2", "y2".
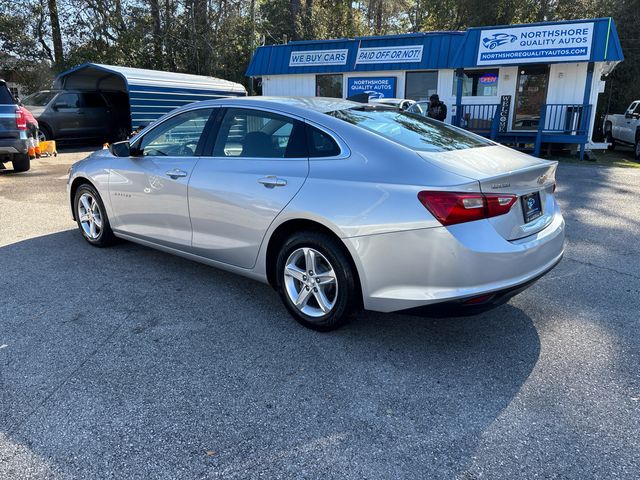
[{"x1": 603, "y1": 101, "x2": 640, "y2": 160}]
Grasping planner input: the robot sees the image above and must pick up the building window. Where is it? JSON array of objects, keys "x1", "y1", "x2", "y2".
[
  {"x1": 405, "y1": 71, "x2": 438, "y2": 102},
  {"x1": 453, "y1": 69, "x2": 499, "y2": 97},
  {"x1": 316, "y1": 74, "x2": 343, "y2": 98}
]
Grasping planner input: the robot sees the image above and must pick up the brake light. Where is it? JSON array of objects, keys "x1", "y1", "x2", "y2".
[
  {"x1": 16, "y1": 108, "x2": 27, "y2": 131},
  {"x1": 418, "y1": 191, "x2": 517, "y2": 226}
]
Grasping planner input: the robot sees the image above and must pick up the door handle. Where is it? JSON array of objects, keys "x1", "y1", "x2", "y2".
[
  {"x1": 258, "y1": 176, "x2": 287, "y2": 188},
  {"x1": 166, "y1": 169, "x2": 188, "y2": 179}
]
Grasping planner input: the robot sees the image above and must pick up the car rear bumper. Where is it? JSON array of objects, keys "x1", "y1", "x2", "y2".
[
  {"x1": 0, "y1": 137, "x2": 29, "y2": 158},
  {"x1": 345, "y1": 208, "x2": 565, "y2": 313}
]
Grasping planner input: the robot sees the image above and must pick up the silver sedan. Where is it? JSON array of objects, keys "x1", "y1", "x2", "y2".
[{"x1": 67, "y1": 97, "x2": 564, "y2": 331}]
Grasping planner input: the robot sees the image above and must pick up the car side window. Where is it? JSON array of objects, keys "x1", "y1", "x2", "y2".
[
  {"x1": 213, "y1": 108, "x2": 307, "y2": 158},
  {"x1": 140, "y1": 108, "x2": 214, "y2": 157},
  {"x1": 83, "y1": 93, "x2": 107, "y2": 108},
  {"x1": 407, "y1": 103, "x2": 424, "y2": 116},
  {"x1": 307, "y1": 125, "x2": 341, "y2": 157},
  {"x1": 56, "y1": 93, "x2": 81, "y2": 108}
]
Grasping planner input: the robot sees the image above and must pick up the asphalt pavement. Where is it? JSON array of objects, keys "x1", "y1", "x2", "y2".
[{"x1": 0, "y1": 149, "x2": 639, "y2": 479}]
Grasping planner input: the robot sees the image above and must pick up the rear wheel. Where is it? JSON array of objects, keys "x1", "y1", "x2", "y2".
[
  {"x1": 635, "y1": 137, "x2": 640, "y2": 161},
  {"x1": 275, "y1": 232, "x2": 359, "y2": 331},
  {"x1": 11, "y1": 154, "x2": 30, "y2": 172},
  {"x1": 74, "y1": 184, "x2": 116, "y2": 247},
  {"x1": 605, "y1": 127, "x2": 616, "y2": 150},
  {"x1": 37, "y1": 125, "x2": 51, "y2": 143}
]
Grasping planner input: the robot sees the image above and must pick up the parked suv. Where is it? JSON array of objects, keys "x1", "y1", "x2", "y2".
[
  {"x1": 0, "y1": 80, "x2": 30, "y2": 172},
  {"x1": 22, "y1": 89, "x2": 130, "y2": 143}
]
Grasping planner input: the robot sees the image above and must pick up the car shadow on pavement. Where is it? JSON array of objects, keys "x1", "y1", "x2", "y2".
[{"x1": 0, "y1": 230, "x2": 540, "y2": 479}]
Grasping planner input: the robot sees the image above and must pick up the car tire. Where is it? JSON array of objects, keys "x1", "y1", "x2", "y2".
[
  {"x1": 635, "y1": 137, "x2": 640, "y2": 161},
  {"x1": 38, "y1": 125, "x2": 51, "y2": 143},
  {"x1": 11, "y1": 154, "x2": 30, "y2": 172},
  {"x1": 275, "y1": 231, "x2": 360, "y2": 331},
  {"x1": 605, "y1": 127, "x2": 615, "y2": 150},
  {"x1": 74, "y1": 184, "x2": 116, "y2": 247}
]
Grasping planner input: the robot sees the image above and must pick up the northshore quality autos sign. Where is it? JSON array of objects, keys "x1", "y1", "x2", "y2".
[{"x1": 477, "y1": 22, "x2": 594, "y2": 65}]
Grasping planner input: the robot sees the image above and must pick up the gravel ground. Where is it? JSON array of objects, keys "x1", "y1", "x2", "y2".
[{"x1": 0, "y1": 150, "x2": 639, "y2": 479}]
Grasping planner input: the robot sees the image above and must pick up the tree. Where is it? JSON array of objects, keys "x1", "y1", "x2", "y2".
[{"x1": 46, "y1": 0, "x2": 64, "y2": 68}]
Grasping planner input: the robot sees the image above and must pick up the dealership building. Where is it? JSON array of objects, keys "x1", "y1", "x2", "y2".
[{"x1": 246, "y1": 18, "x2": 623, "y2": 158}]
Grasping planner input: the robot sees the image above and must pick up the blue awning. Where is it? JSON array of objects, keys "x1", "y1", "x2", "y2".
[
  {"x1": 246, "y1": 18, "x2": 623, "y2": 77},
  {"x1": 246, "y1": 32, "x2": 465, "y2": 76}
]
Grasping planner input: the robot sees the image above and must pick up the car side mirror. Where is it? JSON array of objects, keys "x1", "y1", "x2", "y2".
[{"x1": 110, "y1": 141, "x2": 133, "y2": 157}]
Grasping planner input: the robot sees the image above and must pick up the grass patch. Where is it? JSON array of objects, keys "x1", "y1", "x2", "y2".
[{"x1": 546, "y1": 148, "x2": 640, "y2": 168}]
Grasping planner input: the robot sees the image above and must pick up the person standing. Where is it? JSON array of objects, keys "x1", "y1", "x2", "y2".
[
  {"x1": 427, "y1": 94, "x2": 447, "y2": 122},
  {"x1": 17, "y1": 100, "x2": 40, "y2": 158}
]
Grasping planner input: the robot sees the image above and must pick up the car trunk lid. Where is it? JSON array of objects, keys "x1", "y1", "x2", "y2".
[{"x1": 417, "y1": 145, "x2": 558, "y2": 240}]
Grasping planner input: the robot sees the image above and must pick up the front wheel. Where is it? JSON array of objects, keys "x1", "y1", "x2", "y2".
[
  {"x1": 74, "y1": 184, "x2": 116, "y2": 247},
  {"x1": 275, "y1": 232, "x2": 360, "y2": 331}
]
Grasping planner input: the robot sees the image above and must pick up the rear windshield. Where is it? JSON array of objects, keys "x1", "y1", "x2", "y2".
[
  {"x1": 327, "y1": 107, "x2": 492, "y2": 152},
  {"x1": 23, "y1": 91, "x2": 57, "y2": 107},
  {"x1": 0, "y1": 84, "x2": 14, "y2": 104}
]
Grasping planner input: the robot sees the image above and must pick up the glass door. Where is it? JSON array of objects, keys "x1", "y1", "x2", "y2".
[{"x1": 513, "y1": 65, "x2": 549, "y2": 131}]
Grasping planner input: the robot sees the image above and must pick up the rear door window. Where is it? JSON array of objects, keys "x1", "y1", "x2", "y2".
[
  {"x1": 213, "y1": 108, "x2": 307, "y2": 158},
  {"x1": 82, "y1": 93, "x2": 107, "y2": 108},
  {"x1": 56, "y1": 93, "x2": 82, "y2": 108}
]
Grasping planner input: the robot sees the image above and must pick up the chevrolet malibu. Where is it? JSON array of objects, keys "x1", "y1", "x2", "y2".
[{"x1": 67, "y1": 97, "x2": 564, "y2": 331}]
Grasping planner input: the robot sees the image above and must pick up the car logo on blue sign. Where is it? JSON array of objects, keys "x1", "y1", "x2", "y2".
[{"x1": 482, "y1": 33, "x2": 518, "y2": 50}]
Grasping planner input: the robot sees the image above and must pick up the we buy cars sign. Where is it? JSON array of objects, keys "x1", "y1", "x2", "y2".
[
  {"x1": 289, "y1": 49, "x2": 348, "y2": 67},
  {"x1": 477, "y1": 22, "x2": 594, "y2": 65}
]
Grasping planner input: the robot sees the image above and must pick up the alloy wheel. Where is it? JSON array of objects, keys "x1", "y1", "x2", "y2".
[
  {"x1": 78, "y1": 192, "x2": 103, "y2": 240},
  {"x1": 283, "y1": 247, "x2": 338, "y2": 318}
]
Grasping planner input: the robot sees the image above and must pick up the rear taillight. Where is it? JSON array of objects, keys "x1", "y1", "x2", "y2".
[
  {"x1": 418, "y1": 191, "x2": 517, "y2": 226},
  {"x1": 16, "y1": 108, "x2": 27, "y2": 131}
]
